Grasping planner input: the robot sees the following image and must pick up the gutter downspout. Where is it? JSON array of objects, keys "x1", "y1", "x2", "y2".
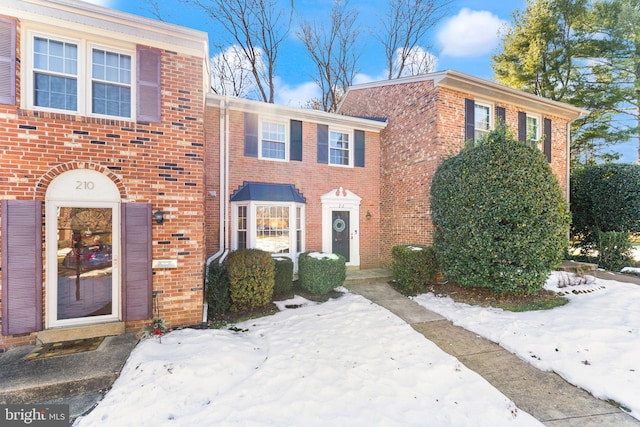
[
  {"x1": 203, "y1": 97, "x2": 229, "y2": 325},
  {"x1": 222, "y1": 95, "x2": 230, "y2": 264}
]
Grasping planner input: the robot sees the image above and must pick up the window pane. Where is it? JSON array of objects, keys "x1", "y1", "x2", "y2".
[
  {"x1": 34, "y1": 72, "x2": 77, "y2": 110},
  {"x1": 256, "y1": 206, "x2": 289, "y2": 254},
  {"x1": 92, "y1": 82, "x2": 130, "y2": 117},
  {"x1": 329, "y1": 131, "x2": 350, "y2": 165},
  {"x1": 261, "y1": 121, "x2": 286, "y2": 159},
  {"x1": 527, "y1": 116, "x2": 539, "y2": 143},
  {"x1": 237, "y1": 206, "x2": 247, "y2": 250}
]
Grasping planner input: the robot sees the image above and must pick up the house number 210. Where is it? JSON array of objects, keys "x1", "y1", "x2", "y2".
[{"x1": 76, "y1": 181, "x2": 95, "y2": 190}]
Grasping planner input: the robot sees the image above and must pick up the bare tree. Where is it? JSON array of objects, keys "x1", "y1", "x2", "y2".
[
  {"x1": 298, "y1": 0, "x2": 361, "y2": 112},
  {"x1": 380, "y1": 0, "x2": 452, "y2": 79},
  {"x1": 187, "y1": 0, "x2": 292, "y2": 103},
  {"x1": 210, "y1": 44, "x2": 256, "y2": 97}
]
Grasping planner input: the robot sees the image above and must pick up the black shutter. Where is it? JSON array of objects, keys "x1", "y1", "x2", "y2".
[
  {"x1": 496, "y1": 106, "x2": 506, "y2": 126},
  {"x1": 1, "y1": 200, "x2": 43, "y2": 335},
  {"x1": 354, "y1": 130, "x2": 365, "y2": 167},
  {"x1": 290, "y1": 120, "x2": 302, "y2": 161},
  {"x1": 465, "y1": 98, "x2": 475, "y2": 141},
  {"x1": 244, "y1": 113, "x2": 259, "y2": 157},
  {"x1": 136, "y1": 46, "x2": 161, "y2": 122},
  {"x1": 518, "y1": 112, "x2": 527, "y2": 142},
  {"x1": 317, "y1": 124, "x2": 328, "y2": 164},
  {"x1": 0, "y1": 17, "x2": 16, "y2": 105},
  {"x1": 122, "y1": 203, "x2": 152, "y2": 321},
  {"x1": 543, "y1": 118, "x2": 552, "y2": 162}
]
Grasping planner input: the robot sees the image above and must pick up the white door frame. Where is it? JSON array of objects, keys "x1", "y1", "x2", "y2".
[
  {"x1": 45, "y1": 169, "x2": 121, "y2": 328},
  {"x1": 321, "y1": 187, "x2": 361, "y2": 267}
]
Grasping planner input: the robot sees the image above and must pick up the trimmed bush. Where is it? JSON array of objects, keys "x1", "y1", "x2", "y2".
[
  {"x1": 298, "y1": 251, "x2": 346, "y2": 294},
  {"x1": 430, "y1": 127, "x2": 570, "y2": 295},
  {"x1": 571, "y1": 163, "x2": 640, "y2": 270},
  {"x1": 206, "y1": 262, "x2": 230, "y2": 316},
  {"x1": 225, "y1": 249, "x2": 275, "y2": 311},
  {"x1": 391, "y1": 245, "x2": 438, "y2": 295},
  {"x1": 273, "y1": 257, "x2": 294, "y2": 296}
]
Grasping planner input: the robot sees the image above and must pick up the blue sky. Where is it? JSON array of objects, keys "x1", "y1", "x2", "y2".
[{"x1": 82, "y1": 0, "x2": 637, "y2": 162}]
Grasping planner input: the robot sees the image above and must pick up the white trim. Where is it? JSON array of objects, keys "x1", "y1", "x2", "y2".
[
  {"x1": 321, "y1": 188, "x2": 361, "y2": 267},
  {"x1": 328, "y1": 127, "x2": 354, "y2": 168},
  {"x1": 258, "y1": 117, "x2": 289, "y2": 162},
  {"x1": 45, "y1": 169, "x2": 121, "y2": 328}
]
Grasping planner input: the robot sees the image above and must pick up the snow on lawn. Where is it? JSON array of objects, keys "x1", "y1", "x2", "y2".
[
  {"x1": 413, "y1": 272, "x2": 640, "y2": 420},
  {"x1": 75, "y1": 292, "x2": 541, "y2": 427}
]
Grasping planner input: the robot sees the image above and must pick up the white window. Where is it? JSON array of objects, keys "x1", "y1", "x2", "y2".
[
  {"x1": 29, "y1": 33, "x2": 134, "y2": 119},
  {"x1": 474, "y1": 103, "x2": 492, "y2": 141},
  {"x1": 329, "y1": 129, "x2": 351, "y2": 166},
  {"x1": 526, "y1": 114, "x2": 540, "y2": 147},
  {"x1": 91, "y1": 48, "x2": 132, "y2": 117},
  {"x1": 260, "y1": 120, "x2": 287, "y2": 160},
  {"x1": 232, "y1": 202, "x2": 305, "y2": 259}
]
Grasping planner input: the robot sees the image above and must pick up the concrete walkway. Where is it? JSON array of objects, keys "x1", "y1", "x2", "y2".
[{"x1": 343, "y1": 271, "x2": 640, "y2": 427}]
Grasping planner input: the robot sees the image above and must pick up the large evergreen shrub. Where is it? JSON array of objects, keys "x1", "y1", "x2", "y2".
[
  {"x1": 430, "y1": 127, "x2": 570, "y2": 295},
  {"x1": 391, "y1": 245, "x2": 438, "y2": 295},
  {"x1": 272, "y1": 256, "x2": 294, "y2": 296},
  {"x1": 225, "y1": 249, "x2": 275, "y2": 311},
  {"x1": 570, "y1": 163, "x2": 640, "y2": 269}
]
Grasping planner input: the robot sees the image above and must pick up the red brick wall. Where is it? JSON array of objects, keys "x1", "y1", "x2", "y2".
[
  {"x1": 0, "y1": 17, "x2": 206, "y2": 350},
  {"x1": 340, "y1": 80, "x2": 571, "y2": 267},
  {"x1": 204, "y1": 104, "x2": 382, "y2": 269}
]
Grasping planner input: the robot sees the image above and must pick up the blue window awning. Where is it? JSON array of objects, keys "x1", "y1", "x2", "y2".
[{"x1": 230, "y1": 182, "x2": 306, "y2": 203}]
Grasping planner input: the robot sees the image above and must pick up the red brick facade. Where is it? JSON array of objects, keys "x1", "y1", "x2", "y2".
[
  {"x1": 339, "y1": 73, "x2": 586, "y2": 266},
  {"x1": 0, "y1": 4, "x2": 208, "y2": 350}
]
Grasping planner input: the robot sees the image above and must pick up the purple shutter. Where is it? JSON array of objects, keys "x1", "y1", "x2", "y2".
[
  {"x1": 1, "y1": 200, "x2": 43, "y2": 335},
  {"x1": 137, "y1": 46, "x2": 161, "y2": 123},
  {"x1": 496, "y1": 106, "x2": 506, "y2": 126},
  {"x1": 121, "y1": 203, "x2": 152, "y2": 321},
  {"x1": 464, "y1": 98, "x2": 475, "y2": 142},
  {"x1": 290, "y1": 120, "x2": 303, "y2": 161},
  {"x1": 0, "y1": 18, "x2": 16, "y2": 105},
  {"x1": 543, "y1": 118, "x2": 552, "y2": 162},
  {"x1": 244, "y1": 113, "x2": 259, "y2": 157},
  {"x1": 317, "y1": 124, "x2": 328, "y2": 164},
  {"x1": 354, "y1": 129, "x2": 365, "y2": 167},
  {"x1": 518, "y1": 112, "x2": 527, "y2": 143}
]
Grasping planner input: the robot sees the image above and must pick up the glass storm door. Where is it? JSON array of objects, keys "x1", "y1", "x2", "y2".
[{"x1": 53, "y1": 204, "x2": 119, "y2": 324}]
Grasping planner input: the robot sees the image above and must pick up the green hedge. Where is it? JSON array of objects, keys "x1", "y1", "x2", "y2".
[
  {"x1": 225, "y1": 249, "x2": 275, "y2": 311},
  {"x1": 391, "y1": 245, "x2": 438, "y2": 295},
  {"x1": 273, "y1": 257, "x2": 294, "y2": 296},
  {"x1": 430, "y1": 126, "x2": 570, "y2": 295},
  {"x1": 298, "y1": 251, "x2": 346, "y2": 294},
  {"x1": 205, "y1": 262, "x2": 230, "y2": 316}
]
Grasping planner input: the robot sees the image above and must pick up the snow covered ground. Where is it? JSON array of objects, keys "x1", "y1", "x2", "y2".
[
  {"x1": 75, "y1": 293, "x2": 541, "y2": 427},
  {"x1": 413, "y1": 271, "x2": 640, "y2": 421}
]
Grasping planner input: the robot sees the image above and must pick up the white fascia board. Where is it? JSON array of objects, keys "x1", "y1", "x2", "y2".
[
  {"x1": 2, "y1": 0, "x2": 209, "y2": 58},
  {"x1": 207, "y1": 94, "x2": 388, "y2": 133}
]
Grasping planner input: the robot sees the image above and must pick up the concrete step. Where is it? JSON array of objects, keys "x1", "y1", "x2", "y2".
[{"x1": 0, "y1": 333, "x2": 138, "y2": 405}]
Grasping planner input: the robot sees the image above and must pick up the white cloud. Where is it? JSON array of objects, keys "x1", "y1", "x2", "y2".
[
  {"x1": 394, "y1": 46, "x2": 438, "y2": 77},
  {"x1": 437, "y1": 8, "x2": 507, "y2": 57},
  {"x1": 274, "y1": 79, "x2": 321, "y2": 108}
]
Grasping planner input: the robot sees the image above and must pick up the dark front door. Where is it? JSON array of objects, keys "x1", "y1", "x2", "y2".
[{"x1": 332, "y1": 211, "x2": 350, "y2": 262}]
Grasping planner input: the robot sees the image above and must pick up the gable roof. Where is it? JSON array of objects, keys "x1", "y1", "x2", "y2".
[{"x1": 344, "y1": 70, "x2": 589, "y2": 121}]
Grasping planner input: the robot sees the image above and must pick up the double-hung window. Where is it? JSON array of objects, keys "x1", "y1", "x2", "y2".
[
  {"x1": 260, "y1": 120, "x2": 287, "y2": 160},
  {"x1": 474, "y1": 103, "x2": 491, "y2": 142},
  {"x1": 91, "y1": 48, "x2": 132, "y2": 117},
  {"x1": 526, "y1": 114, "x2": 540, "y2": 147},
  {"x1": 329, "y1": 130, "x2": 351, "y2": 166},
  {"x1": 34, "y1": 37, "x2": 78, "y2": 111},
  {"x1": 30, "y1": 34, "x2": 134, "y2": 120}
]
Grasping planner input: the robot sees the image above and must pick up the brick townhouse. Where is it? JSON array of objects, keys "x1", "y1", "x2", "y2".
[
  {"x1": 0, "y1": 0, "x2": 209, "y2": 350},
  {"x1": 339, "y1": 72, "x2": 588, "y2": 266},
  {"x1": 1, "y1": 1, "x2": 588, "y2": 351}
]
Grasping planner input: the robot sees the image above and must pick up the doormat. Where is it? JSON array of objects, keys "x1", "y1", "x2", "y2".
[{"x1": 24, "y1": 337, "x2": 105, "y2": 360}]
